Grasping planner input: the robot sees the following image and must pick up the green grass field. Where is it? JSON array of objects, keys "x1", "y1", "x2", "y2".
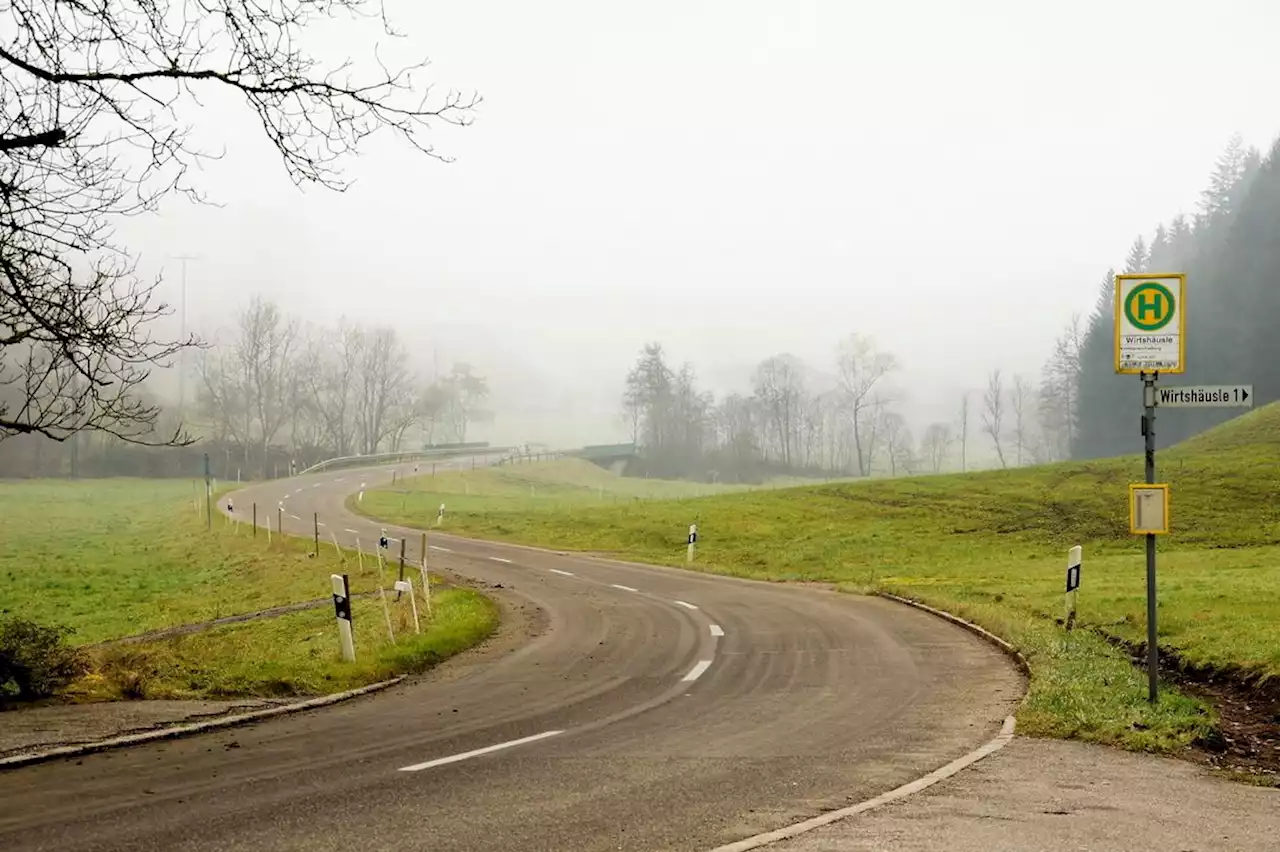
[
  {"x1": 0, "y1": 479, "x2": 495, "y2": 702},
  {"x1": 78, "y1": 588, "x2": 497, "y2": 700},
  {"x1": 360, "y1": 409, "x2": 1280, "y2": 754}
]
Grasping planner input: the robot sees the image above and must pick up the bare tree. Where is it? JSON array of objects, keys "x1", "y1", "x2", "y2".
[
  {"x1": 835, "y1": 333, "x2": 897, "y2": 476},
  {"x1": 919, "y1": 422, "x2": 951, "y2": 473},
  {"x1": 444, "y1": 363, "x2": 490, "y2": 444},
  {"x1": 1, "y1": 0, "x2": 477, "y2": 443},
  {"x1": 880, "y1": 410, "x2": 914, "y2": 477},
  {"x1": 1010, "y1": 374, "x2": 1033, "y2": 467},
  {"x1": 982, "y1": 369, "x2": 1007, "y2": 469},
  {"x1": 1, "y1": 260, "x2": 191, "y2": 443},
  {"x1": 299, "y1": 320, "x2": 363, "y2": 457},
  {"x1": 753, "y1": 354, "x2": 806, "y2": 468},
  {"x1": 355, "y1": 326, "x2": 411, "y2": 454},
  {"x1": 239, "y1": 298, "x2": 300, "y2": 465},
  {"x1": 1039, "y1": 314, "x2": 1083, "y2": 460}
]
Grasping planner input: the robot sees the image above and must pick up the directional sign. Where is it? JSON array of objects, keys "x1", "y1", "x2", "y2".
[
  {"x1": 1156, "y1": 384, "x2": 1253, "y2": 408},
  {"x1": 1115, "y1": 273, "x2": 1186, "y2": 375},
  {"x1": 1129, "y1": 484, "x2": 1169, "y2": 535}
]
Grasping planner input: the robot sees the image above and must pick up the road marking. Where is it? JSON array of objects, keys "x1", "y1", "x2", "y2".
[
  {"x1": 288, "y1": 514, "x2": 301, "y2": 520},
  {"x1": 682, "y1": 660, "x2": 713, "y2": 682},
  {"x1": 429, "y1": 545, "x2": 453, "y2": 553},
  {"x1": 674, "y1": 600, "x2": 699, "y2": 610},
  {"x1": 549, "y1": 569, "x2": 574, "y2": 576},
  {"x1": 710, "y1": 624, "x2": 725, "y2": 637},
  {"x1": 398, "y1": 730, "x2": 564, "y2": 773},
  {"x1": 610, "y1": 584, "x2": 638, "y2": 592},
  {"x1": 335, "y1": 478, "x2": 345, "y2": 483},
  {"x1": 489, "y1": 556, "x2": 513, "y2": 564},
  {"x1": 311, "y1": 483, "x2": 322, "y2": 489},
  {"x1": 318, "y1": 522, "x2": 327, "y2": 528},
  {"x1": 345, "y1": 528, "x2": 360, "y2": 534}
]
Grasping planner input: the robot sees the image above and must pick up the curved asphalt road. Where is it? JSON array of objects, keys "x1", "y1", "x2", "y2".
[{"x1": 0, "y1": 459, "x2": 1023, "y2": 852}]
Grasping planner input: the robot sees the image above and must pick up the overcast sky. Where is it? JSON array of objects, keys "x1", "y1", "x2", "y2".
[{"x1": 123, "y1": 0, "x2": 1280, "y2": 444}]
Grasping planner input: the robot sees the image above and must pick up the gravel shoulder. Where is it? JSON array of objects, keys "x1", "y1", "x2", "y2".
[{"x1": 766, "y1": 736, "x2": 1280, "y2": 852}]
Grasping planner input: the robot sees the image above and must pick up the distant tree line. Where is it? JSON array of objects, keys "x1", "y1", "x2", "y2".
[
  {"x1": 0, "y1": 296, "x2": 491, "y2": 479},
  {"x1": 620, "y1": 331, "x2": 1083, "y2": 483}
]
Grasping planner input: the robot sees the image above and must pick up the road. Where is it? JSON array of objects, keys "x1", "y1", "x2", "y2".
[{"x1": 0, "y1": 459, "x2": 1022, "y2": 852}]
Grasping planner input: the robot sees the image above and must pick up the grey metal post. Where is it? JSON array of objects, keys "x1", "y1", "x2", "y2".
[
  {"x1": 203, "y1": 452, "x2": 211, "y2": 530},
  {"x1": 1142, "y1": 373, "x2": 1159, "y2": 704},
  {"x1": 252, "y1": 502, "x2": 257, "y2": 536},
  {"x1": 314, "y1": 512, "x2": 320, "y2": 556}
]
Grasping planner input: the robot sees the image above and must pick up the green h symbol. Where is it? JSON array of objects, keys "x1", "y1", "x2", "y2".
[{"x1": 1136, "y1": 289, "x2": 1162, "y2": 321}]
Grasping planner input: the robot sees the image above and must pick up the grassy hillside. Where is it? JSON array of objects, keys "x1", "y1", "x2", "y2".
[
  {"x1": 360, "y1": 457, "x2": 751, "y2": 521},
  {"x1": 0, "y1": 479, "x2": 496, "y2": 701},
  {"x1": 361, "y1": 405, "x2": 1280, "y2": 752}
]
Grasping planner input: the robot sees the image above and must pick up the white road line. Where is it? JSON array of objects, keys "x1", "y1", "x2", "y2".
[
  {"x1": 549, "y1": 569, "x2": 574, "y2": 576},
  {"x1": 335, "y1": 478, "x2": 345, "y2": 483},
  {"x1": 311, "y1": 483, "x2": 322, "y2": 489},
  {"x1": 288, "y1": 514, "x2": 301, "y2": 520},
  {"x1": 674, "y1": 600, "x2": 699, "y2": 610},
  {"x1": 489, "y1": 556, "x2": 513, "y2": 564},
  {"x1": 398, "y1": 730, "x2": 564, "y2": 773},
  {"x1": 610, "y1": 584, "x2": 638, "y2": 592},
  {"x1": 345, "y1": 528, "x2": 360, "y2": 534},
  {"x1": 710, "y1": 624, "x2": 725, "y2": 637},
  {"x1": 429, "y1": 545, "x2": 453, "y2": 553},
  {"x1": 682, "y1": 660, "x2": 713, "y2": 682},
  {"x1": 318, "y1": 522, "x2": 327, "y2": 528}
]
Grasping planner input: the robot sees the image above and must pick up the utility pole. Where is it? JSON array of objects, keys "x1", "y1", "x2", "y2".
[{"x1": 170, "y1": 254, "x2": 200, "y2": 417}]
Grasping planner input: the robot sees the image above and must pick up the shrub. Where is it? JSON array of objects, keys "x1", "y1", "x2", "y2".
[{"x1": 0, "y1": 617, "x2": 90, "y2": 704}]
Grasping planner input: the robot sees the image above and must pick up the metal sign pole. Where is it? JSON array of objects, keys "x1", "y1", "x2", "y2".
[{"x1": 1142, "y1": 373, "x2": 1159, "y2": 704}]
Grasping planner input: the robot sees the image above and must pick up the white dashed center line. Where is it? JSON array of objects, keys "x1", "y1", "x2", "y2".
[
  {"x1": 398, "y1": 730, "x2": 564, "y2": 772},
  {"x1": 549, "y1": 569, "x2": 574, "y2": 576},
  {"x1": 674, "y1": 600, "x2": 699, "y2": 610},
  {"x1": 489, "y1": 556, "x2": 513, "y2": 564},
  {"x1": 710, "y1": 624, "x2": 725, "y2": 637},
  {"x1": 610, "y1": 584, "x2": 638, "y2": 592},
  {"x1": 429, "y1": 545, "x2": 453, "y2": 553},
  {"x1": 682, "y1": 660, "x2": 713, "y2": 682}
]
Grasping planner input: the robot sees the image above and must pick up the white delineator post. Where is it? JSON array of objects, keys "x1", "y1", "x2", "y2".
[
  {"x1": 394, "y1": 579, "x2": 420, "y2": 634},
  {"x1": 331, "y1": 573, "x2": 356, "y2": 662},
  {"x1": 359, "y1": 482, "x2": 366, "y2": 503},
  {"x1": 687, "y1": 524, "x2": 698, "y2": 563},
  {"x1": 1065, "y1": 545, "x2": 1082, "y2": 630},
  {"x1": 435, "y1": 503, "x2": 445, "y2": 527}
]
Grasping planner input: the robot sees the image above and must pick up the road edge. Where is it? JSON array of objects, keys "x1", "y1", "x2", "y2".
[
  {"x1": 700, "y1": 592, "x2": 1030, "y2": 851},
  {"x1": 875, "y1": 591, "x2": 1032, "y2": 678},
  {"x1": 706, "y1": 715, "x2": 1017, "y2": 852},
  {"x1": 0, "y1": 676, "x2": 404, "y2": 771}
]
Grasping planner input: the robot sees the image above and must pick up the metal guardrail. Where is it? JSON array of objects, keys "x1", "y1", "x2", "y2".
[{"x1": 297, "y1": 446, "x2": 517, "y2": 477}]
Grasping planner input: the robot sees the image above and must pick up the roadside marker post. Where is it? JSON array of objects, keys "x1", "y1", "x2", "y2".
[
  {"x1": 436, "y1": 503, "x2": 445, "y2": 527},
  {"x1": 331, "y1": 573, "x2": 356, "y2": 662},
  {"x1": 277, "y1": 504, "x2": 283, "y2": 539},
  {"x1": 687, "y1": 524, "x2": 698, "y2": 563},
  {"x1": 394, "y1": 579, "x2": 420, "y2": 634},
  {"x1": 252, "y1": 502, "x2": 257, "y2": 537},
  {"x1": 314, "y1": 513, "x2": 320, "y2": 556},
  {"x1": 1064, "y1": 546, "x2": 1082, "y2": 631}
]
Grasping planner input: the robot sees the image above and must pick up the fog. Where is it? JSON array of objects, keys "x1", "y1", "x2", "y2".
[{"x1": 118, "y1": 0, "x2": 1280, "y2": 448}]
